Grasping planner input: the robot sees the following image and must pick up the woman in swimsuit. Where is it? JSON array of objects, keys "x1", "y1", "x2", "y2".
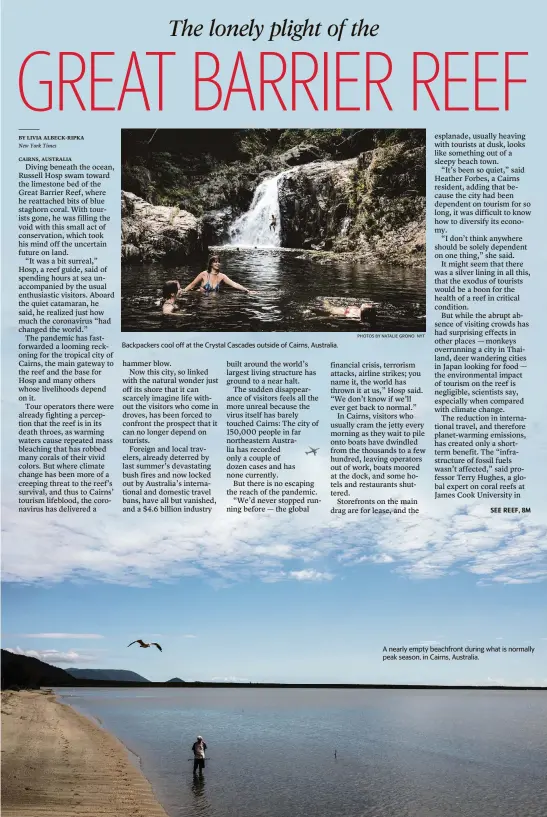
[{"x1": 182, "y1": 256, "x2": 256, "y2": 295}]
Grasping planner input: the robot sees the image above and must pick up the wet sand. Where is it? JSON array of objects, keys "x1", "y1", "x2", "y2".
[{"x1": 1, "y1": 689, "x2": 168, "y2": 817}]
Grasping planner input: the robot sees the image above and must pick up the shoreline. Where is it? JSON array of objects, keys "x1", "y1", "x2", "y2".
[
  {"x1": 1, "y1": 689, "x2": 169, "y2": 817},
  {"x1": 61, "y1": 696, "x2": 144, "y2": 773},
  {"x1": 43, "y1": 681, "x2": 547, "y2": 690}
]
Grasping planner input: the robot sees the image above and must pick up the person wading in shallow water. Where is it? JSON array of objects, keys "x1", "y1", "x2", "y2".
[
  {"x1": 191, "y1": 736, "x2": 207, "y2": 776},
  {"x1": 182, "y1": 255, "x2": 257, "y2": 295}
]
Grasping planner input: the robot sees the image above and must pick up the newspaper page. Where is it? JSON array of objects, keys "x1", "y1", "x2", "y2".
[{"x1": 2, "y1": 1, "x2": 546, "y2": 815}]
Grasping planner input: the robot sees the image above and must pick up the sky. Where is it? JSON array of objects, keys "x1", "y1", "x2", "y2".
[
  {"x1": 2, "y1": 505, "x2": 546, "y2": 685},
  {"x1": 2, "y1": 0, "x2": 546, "y2": 687}
]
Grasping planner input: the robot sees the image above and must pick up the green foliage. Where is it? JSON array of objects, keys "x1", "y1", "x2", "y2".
[
  {"x1": 121, "y1": 163, "x2": 157, "y2": 201},
  {"x1": 276, "y1": 128, "x2": 342, "y2": 152},
  {"x1": 346, "y1": 141, "x2": 426, "y2": 246}
]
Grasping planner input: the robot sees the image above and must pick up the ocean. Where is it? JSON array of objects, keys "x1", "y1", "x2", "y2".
[{"x1": 57, "y1": 687, "x2": 547, "y2": 817}]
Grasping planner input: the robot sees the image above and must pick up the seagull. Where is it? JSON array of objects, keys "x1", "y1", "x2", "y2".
[
  {"x1": 127, "y1": 639, "x2": 162, "y2": 651},
  {"x1": 306, "y1": 447, "x2": 319, "y2": 456}
]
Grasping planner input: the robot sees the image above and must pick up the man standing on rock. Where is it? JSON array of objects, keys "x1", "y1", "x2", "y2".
[
  {"x1": 191, "y1": 735, "x2": 207, "y2": 776},
  {"x1": 269, "y1": 214, "x2": 277, "y2": 231}
]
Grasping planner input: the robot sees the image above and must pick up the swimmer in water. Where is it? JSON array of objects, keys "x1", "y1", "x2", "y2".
[
  {"x1": 321, "y1": 300, "x2": 377, "y2": 325},
  {"x1": 182, "y1": 255, "x2": 257, "y2": 295},
  {"x1": 357, "y1": 302, "x2": 377, "y2": 325},
  {"x1": 161, "y1": 280, "x2": 182, "y2": 314}
]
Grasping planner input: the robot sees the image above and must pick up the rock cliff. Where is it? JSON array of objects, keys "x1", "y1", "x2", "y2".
[
  {"x1": 121, "y1": 192, "x2": 205, "y2": 264},
  {"x1": 277, "y1": 142, "x2": 425, "y2": 266},
  {"x1": 278, "y1": 158, "x2": 358, "y2": 251}
]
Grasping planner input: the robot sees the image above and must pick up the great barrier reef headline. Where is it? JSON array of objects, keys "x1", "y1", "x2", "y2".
[{"x1": 18, "y1": 50, "x2": 528, "y2": 112}]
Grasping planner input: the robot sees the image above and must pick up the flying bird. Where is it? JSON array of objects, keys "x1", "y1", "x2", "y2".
[
  {"x1": 127, "y1": 639, "x2": 162, "y2": 651},
  {"x1": 306, "y1": 447, "x2": 319, "y2": 455}
]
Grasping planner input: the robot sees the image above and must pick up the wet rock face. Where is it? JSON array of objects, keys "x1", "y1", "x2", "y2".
[
  {"x1": 278, "y1": 158, "x2": 358, "y2": 251},
  {"x1": 202, "y1": 207, "x2": 235, "y2": 244},
  {"x1": 277, "y1": 143, "x2": 426, "y2": 266},
  {"x1": 121, "y1": 191, "x2": 205, "y2": 264}
]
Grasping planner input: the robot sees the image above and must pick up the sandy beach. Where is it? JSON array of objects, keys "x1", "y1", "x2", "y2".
[{"x1": 1, "y1": 689, "x2": 168, "y2": 817}]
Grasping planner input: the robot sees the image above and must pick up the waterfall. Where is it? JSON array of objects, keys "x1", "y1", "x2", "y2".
[{"x1": 229, "y1": 174, "x2": 284, "y2": 248}]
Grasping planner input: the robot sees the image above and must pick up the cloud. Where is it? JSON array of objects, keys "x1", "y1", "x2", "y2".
[
  {"x1": 487, "y1": 676, "x2": 547, "y2": 688},
  {"x1": 14, "y1": 633, "x2": 103, "y2": 639},
  {"x1": 288, "y1": 569, "x2": 334, "y2": 582},
  {"x1": 5, "y1": 647, "x2": 97, "y2": 664},
  {"x1": 261, "y1": 568, "x2": 334, "y2": 583},
  {"x1": 409, "y1": 641, "x2": 440, "y2": 646},
  {"x1": 211, "y1": 676, "x2": 250, "y2": 683},
  {"x1": 1, "y1": 503, "x2": 545, "y2": 588}
]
